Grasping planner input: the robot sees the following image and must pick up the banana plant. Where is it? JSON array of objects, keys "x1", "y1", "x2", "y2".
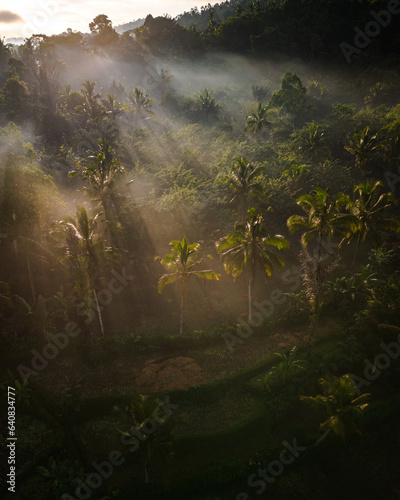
[{"x1": 264, "y1": 346, "x2": 305, "y2": 390}]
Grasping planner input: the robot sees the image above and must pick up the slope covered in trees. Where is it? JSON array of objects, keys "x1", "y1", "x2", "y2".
[{"x1": 1, "y1": 3, "x2": 400, "y2": 499}]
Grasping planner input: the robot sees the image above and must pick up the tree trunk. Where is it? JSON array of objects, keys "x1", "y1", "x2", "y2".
[
  {"x1": 352, "y1": 233, "x2": 362, "y2": 265},
  {"x1": 25, "y1": 239, "x2": 36, "y2": 304},
  {"x1": 93, "y1": 289, "x2": 105, "y2": 336},
  {"x1": 248, "y1": 278, "x2": 252, "y2": 323},
  {"x1": 308, "y1": 239, "x2": 322, "y2": 350},
  {"x1": 307, "y1": 313, "x2": 317, "y2": 354},
  {"x1": 179, "y1": 294, "x2": 184, "y2": 335},
  {"x1": 315, "y1": 429, "x2": 331, "y2": 446}
]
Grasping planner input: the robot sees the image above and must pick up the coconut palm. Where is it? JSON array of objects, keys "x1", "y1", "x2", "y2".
[
  {"x1": 216, "y1": 207, "x2": 288, "y2": 322},
  {"x1": 300, "y1": 375, "x2": 370, "y2": 442},
  {"x1": 344, "y1": 181, "x2": 400, "y2": 262},
  {"x1": 78, "y1": 79, "x2": 103, "y2": 124},
  {"x1": 287, "y1": 188, "x2": 350, "y2": 342},
  {"x1": 128, "y1": 87, "x2": 155, "y2": 124},
  {"x1": 118, "y1": 395, "x2": 174, "y2": 484},
  {"x1": 344, "y1": 126, "x2": 379, "y2": 168},
  {"x1": 101, "y1": 93, "x2": 124, "y2": 120},
  {"x1": 287, "y1": 187, "x2": 350, "y2": 252},
  {"x1": 246, "y1": 102, "x2": 272, "y2": 137},
  {"x1": 224, "y1": 157, "x2": 263, "y2": 219},
  {"x1": 156, "y1": 237, "x2": 220, "y2": 334},
  {"x1": 80, "y1": 139, "x2": 125, "y2": 204},
  {"x1": 298, "y1": 122, "x2": 327, "y2": 164},
  {"x1": 60, "y1": 206, "x2": 105, "y2": 336},
  {"x1": 70, "y1": 139, "x2": 125, "y2": 246}
]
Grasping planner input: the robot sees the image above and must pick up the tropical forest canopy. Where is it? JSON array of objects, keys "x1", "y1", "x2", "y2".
[{"x1": 1, "y1": 1, "x2": 400, "y2": 499}]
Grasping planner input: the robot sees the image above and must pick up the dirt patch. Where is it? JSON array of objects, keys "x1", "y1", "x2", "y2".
[
  {"x1": 134, "y1": 356, "x2": 206, "y2": 392},
  {"x1": 272, "y1": 331, "x2": 309, "y2": 348}
]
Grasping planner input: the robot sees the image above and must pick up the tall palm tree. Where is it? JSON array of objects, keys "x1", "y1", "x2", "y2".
[
  {"x1": 156, "y1": 237, "x2": 220, "y2": 334},
  {"x1": 287, "y1": 188, "x2": 350, "y2": 341},
  {"x1": 246, "y1": 102, "x2": 272, "y2": 138},
  {"x1": 70, "y1": 139, "x2": 125, "y2": 246},
  {"x1": 216, "y1": 207, "x2": 288, "y2": 322},
  {"x1": 287, "y1": 187, "x2": 349, "y2": 255},
  {"x1": 80, "y1": 139, "x2": 125, "y2": 202},
  {"x1": 225, "y1": 157, "x2": 263, "y2": 219},
  {"x1": 300, "y1": 375, "x2": 370, "y2": 442},
  {"x1": 345, "y1": 126, "x2": 379, "y2": 168},
  {"x1": 79, "y1": 79, "x2": 103, "y2": 124},
  {"x1": 0, "y1": 36, "x2": 11, "y2": 70},
  {"x1": 60, "y1": 206, "x2": 105, "y2": 336},
  {"x1": 344, "y1": 181, "x2": 400, "y2": 262}
]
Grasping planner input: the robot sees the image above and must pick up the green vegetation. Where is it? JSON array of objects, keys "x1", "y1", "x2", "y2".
[{"x1": 1, "y1": 2, "x2": 400, "y2": 499}]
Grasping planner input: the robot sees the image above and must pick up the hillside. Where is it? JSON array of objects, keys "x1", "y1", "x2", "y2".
[{"x1": 1, "y1": 2, "x2": 400, "y2": 499}]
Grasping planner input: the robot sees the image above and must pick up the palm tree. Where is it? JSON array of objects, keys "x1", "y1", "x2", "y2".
[
  {"x1": 281, "y1": 163, "x2": 310, "y2": 185},
  {"x1": 345, "y1": 126, "x2": 379, "y2": 168},
  {"x1": 224, "y1": 157, "x2": 263, "y2": 219},
  {"x1": 246, "y1": 102, "x2": 272, "y2": 138},
  {"x1": 342, "y1": 181, "x2": 400, "y2": 263},
  {"x1": 216, "y1": 207, "x2": 288, "y2": 322},
  {"x1": 70, "y1": 139, "x2": 125, "y2": 246},
  {"x1": 60, "y1": 206, "x2": 105, "y2": 336},
  {"x1": 298, "y1": 122, "x2": 327, "y2": 164},
  {"x1": 101, "y1": 93, "x2": 124, "y2": 120},
  {"x1": 0, "y1": 36, "x2": 11, "y2": 70},
  {"x1": 287, "y1": 188, "x2": 350, "y2": 341},
  {"x1": 118, "y1": 395, "x2": 174, "y2": 484},
  {"x1": 80, "y1": 139, "x2": 125, "y2": 202},
  {"x1": 300, "y1": 375, "x2": 370, "y2": 442},
  {"x1": 193, "y1": 88, "x2": 219, "y2": 122},
  {"x1": 79, "y1": 79, "x2": 103, "y2": 124},
  {"x1": 128, "y1": 87, "x2": 155, "y2": 124},
  {"x1": 156, "y1": 237, "x2": 220, "y2": 334},
  {"x1": 287, "y1": 187, "x2": 349, "y2": 255}
]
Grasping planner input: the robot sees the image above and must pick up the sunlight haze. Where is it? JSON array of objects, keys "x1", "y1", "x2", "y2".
[{"x1": 1, "y1": 0, "x2": 204, "y2": 39}]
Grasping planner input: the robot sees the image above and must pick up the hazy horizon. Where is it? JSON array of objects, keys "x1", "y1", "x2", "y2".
[{"x1": 0, "y1": 0, "x2": 205, "y2": 40}]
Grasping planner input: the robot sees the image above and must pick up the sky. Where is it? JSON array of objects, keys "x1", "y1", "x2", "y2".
[{"x1": 0, "y1": 0, "x2": 206, "y2": 40}]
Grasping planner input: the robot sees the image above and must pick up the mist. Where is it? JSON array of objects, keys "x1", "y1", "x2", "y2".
[{"x1": 1, "y1": 4, "x2": 400, "y2": 500}]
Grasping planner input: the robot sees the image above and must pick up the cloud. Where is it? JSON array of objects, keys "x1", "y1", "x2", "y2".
[{"x1": 0, "y1": 10, "x2": 23, "y2": 24}]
